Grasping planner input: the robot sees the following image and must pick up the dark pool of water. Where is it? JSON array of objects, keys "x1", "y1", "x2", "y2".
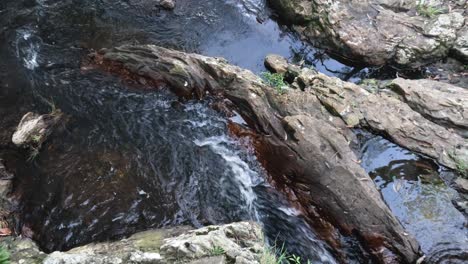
[
  {"x1": 356, "y1": 131, "x2": 468, "y2": 262},
  {"x1": 0, "y1": 0, "x2": 351, "y2": 262}
]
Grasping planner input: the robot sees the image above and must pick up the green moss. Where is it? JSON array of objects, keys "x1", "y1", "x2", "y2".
[
  {"x1": 132, "y1": 230, "x2": 165, "y2": 252},
  {"x1": 416, "y1": 4, "x2": 443, "y2": 18}
]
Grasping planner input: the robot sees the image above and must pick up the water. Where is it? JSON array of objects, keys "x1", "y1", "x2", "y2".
[
  {"x1": 1, "y1": 0, "x2": 342, "y2": 262},
  {"x1": 357, "y1": 131, "x2": 468, "y2": 262},
  {"x1": 0, "y1": 0, "x2": 463, "y2": 263}
]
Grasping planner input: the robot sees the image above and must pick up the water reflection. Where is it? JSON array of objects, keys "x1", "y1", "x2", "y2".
[{"x1": 358, "y1": 132, "x2": 467, "y2": 257}]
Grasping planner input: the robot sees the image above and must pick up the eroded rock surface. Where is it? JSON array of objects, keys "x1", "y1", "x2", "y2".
[
  {"x1": 12, "y1": 111, "x2": 63, "y2": 149},
  {"x1": 301, "y1": 72, "x2": 468, "y2": 169},
  {"x1": 0, "y1": 222, "x2": 264, "y2": 264},
  {"x1": 268, "y1": 0, "x2": 468, "y2": 67},
  {"x1": 96, "y1": 45, "x2": 421, "y2": 263}
]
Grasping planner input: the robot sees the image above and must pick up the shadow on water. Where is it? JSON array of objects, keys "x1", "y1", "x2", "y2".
[{"x1": 356, "y1": 131, "x2": 468, "y2": 263}]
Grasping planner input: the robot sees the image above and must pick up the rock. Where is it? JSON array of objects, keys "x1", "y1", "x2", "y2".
[
  {"x1": 0, "y1": 237, "x2": 47, "y2": 264},
  {"x1": 160, "y1": 222, "x2": 263, "y2": 263},
  {"x1": 12, "y1": 111, "x2": 63, "y2": 148},
  {"x1": 96, "y1": 45, "x2": 421, "y2": 263},
  {"x1": 0, "y1": 159, "x2": 13, "y2": 180},
  {"x1": 390, "y1": 78, "x2": 468, "y2": 136},
  {"x1": 454, "y1": 177, "x2": 468, "y2": 194},
  {"x1": 267, "y1": 0, "x2": 467, "y2": 67},
  {"x1": 0, "y1": 179, "x2": 12, "y2": 198},
  {"x1": 299, "y1": 70, "x2": 468, "y2": 169},
  {"x1": 2, "y1": 222, "x2": 264, "y2": 264},
  {"x1": 264, "y1": 54, "x2": 289, "y2": 74},
  {"x1": 452, "y1": 23, "x2": 468, "y2": 62},
  {"x1": 160, "y1": 0, "x2": 175, "y2": 10}
]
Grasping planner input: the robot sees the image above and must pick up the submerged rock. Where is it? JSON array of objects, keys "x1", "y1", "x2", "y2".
[
  {"x1": 12, "y1": 111, "x2": 63, "y2": 149},
  {"x1": 0, "y1": 222, "x2": 264, "y2": 264},
  {"x1": 96, "y1": 45, "x2": 421, "y2": 263},
  {"x1": 267, "y1": 0, "x2": 467, "y2": 67}
]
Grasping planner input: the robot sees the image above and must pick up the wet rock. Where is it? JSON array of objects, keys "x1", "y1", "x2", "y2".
[
  {"x1": 97, "y1": 45, "x2": 421, "y2": 263},
  {"x1": 268, "y1": 0, "x2": 467, "y2": 67},
  {"x1": 264, "y1": 54, "x2": 289, "y2": 74},
  {"x1": 159, "y1": 0, "x2": 175, "y2": 10},
  {"x1": 12, "y1": 111, "x2": 63, "y2": 148},
  {"x1": 4, "y1": 222, "x2": 264, "y2": 264}
]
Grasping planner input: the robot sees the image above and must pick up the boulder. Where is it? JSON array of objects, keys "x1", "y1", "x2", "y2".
[
  {"x1": 267, "y1": 0, "x2": 467, "y2": 67},
  {"x1": 12, "y1": 111, "x2": 63, "y2": 148},
  {"x1": 95, "y1": 45, "x2": 421, "y2": 263},
  {"x1": 0, "y1": 222, "x2": 265, "y2": 264}
]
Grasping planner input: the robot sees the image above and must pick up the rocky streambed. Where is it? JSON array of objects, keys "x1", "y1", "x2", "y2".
[{"x1": 0, "y1": 0, "x2": 467, "y2": 264}]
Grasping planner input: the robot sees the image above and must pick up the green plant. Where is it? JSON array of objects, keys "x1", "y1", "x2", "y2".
[
  {"x1": 27, "y1": 148, "x2": 40, "y2": 162},
  {"x1": 455, "y1": 158, "x2": 468, "y2": 178},
  {"x1": 261, "y1": 244, "x2": 287, "y2": 264},
  {"x1": 209, "y1": 246, "x2": 225, "y2": 256},
  {"x1": 0, "y1": 246, "x2": 10, "y2": 264},
  {"x1": 416, "y1": 2, "x2": 443, "y2": 18},
  {"x1": 31, "y1": 134, "x2": 42, "y2": 143},
  {"x1": 288, "y1": 254, "x2": 302, "y2": 264},
  {"x1": 450, "y1": 153, "x2": 468, "y2": 178},
  {"x1": 261, "y1": 72, "x2": 287, "y2": 94}
]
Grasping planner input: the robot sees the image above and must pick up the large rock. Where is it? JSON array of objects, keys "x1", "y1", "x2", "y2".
[
  {"x1": 390, "y1": 78, "x2": 468, "y2": 137},
  {"x1": 267, "y1": 0, "x2": 468, "y2": 67},
  {"x1": 0, "y1": 222, "x2": 265, "y2": 264},
  {"x1": 299, "y1": 71, "x2": 468, "y2": 169},
  {"x1": 95, "y1": 45, "x2": 421, "y2": 263}
]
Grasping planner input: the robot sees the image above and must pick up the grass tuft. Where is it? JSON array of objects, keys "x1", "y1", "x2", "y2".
[
  {"x1": 261, "y1": 72, "x2": 288, "y2": 94},
  {"x1": 0, "y1": 246, "x2": 9, "y2": 264},
  {"x1": 416, "y1": 3, "x2": 443, "y2": 18},
  {"x1": 209, "y1": 246, "x2": 225, "y2": 256}
]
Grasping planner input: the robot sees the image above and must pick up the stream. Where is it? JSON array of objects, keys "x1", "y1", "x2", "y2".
[{"x1": 0, "y1": 0, "x2": 466, "y2": 263}]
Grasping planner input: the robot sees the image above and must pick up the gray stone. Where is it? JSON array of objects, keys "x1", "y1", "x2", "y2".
[
  {"x1": 33, "y1": 222, "x2": 263, "y2": 264},
  {"x1": 454, "y1": 177, "x2": 468, "y2": 194},
  {"x1": 12, "y1": 111, "x2": 63, "y2": 148},
  {"x1": 268, "y1": 0, "x2": 467, "y2": 67},
  {"x1": 160, "y1": 0, "x2": 175, "y2": 10},
  {"x1": 264, "y1": 54, "x2": 289, "y2": 74}
]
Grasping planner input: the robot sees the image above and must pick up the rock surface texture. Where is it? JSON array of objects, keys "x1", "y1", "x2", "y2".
[
  {"x1": 0, "y1": 222, "x2": 264, "y2": 264},
  {"x1": 12, "y1": 112, "x2": 63, "y2": 149},
  {"x1": 268, "y1": 0, "x2": 468, "y2": 67},
  {"x1": 95, "y1": 45, "x2": 424, "y2": 263}
]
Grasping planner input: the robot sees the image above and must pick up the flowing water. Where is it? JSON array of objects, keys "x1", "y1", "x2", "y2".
[{"x1": 0, "y1": 0, "x2": 466, "y2": 263}]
